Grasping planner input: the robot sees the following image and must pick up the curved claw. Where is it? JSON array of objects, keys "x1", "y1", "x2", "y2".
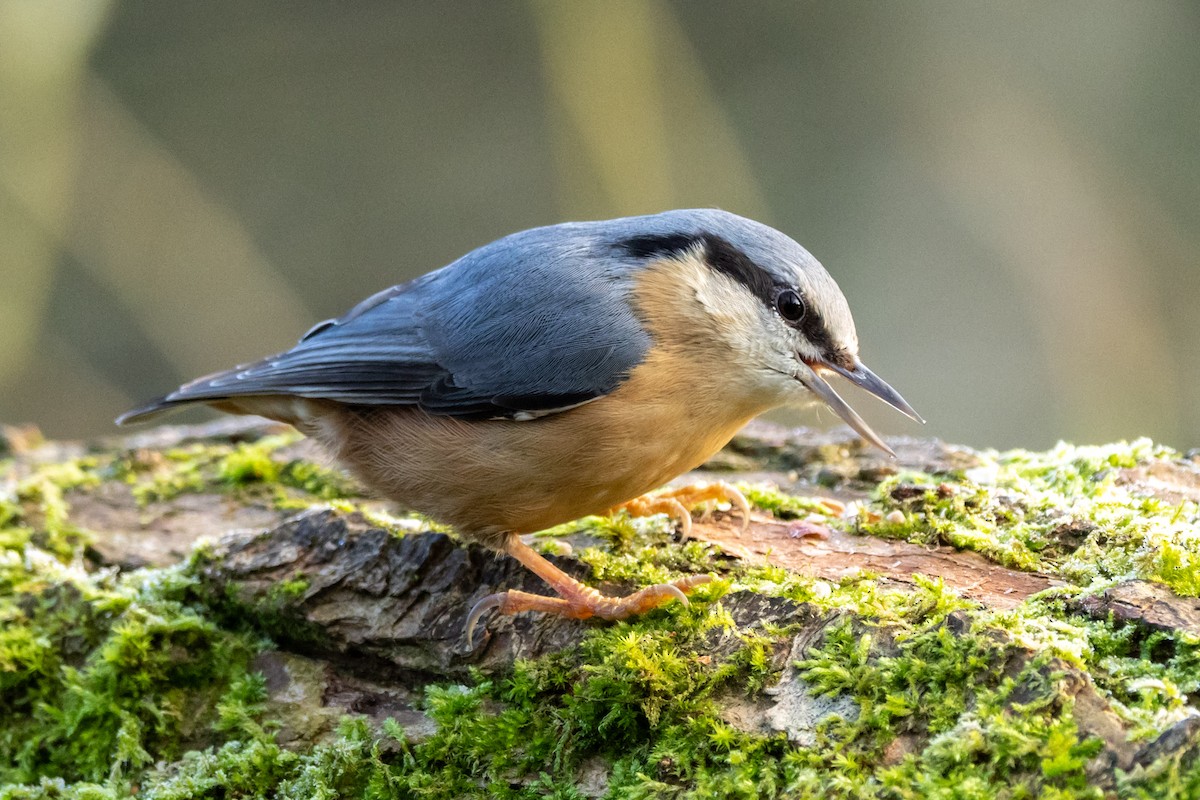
[
  {"x1": 463, "y1": 538, "x2": 717, "y2": 644},
  {"x1": 675, "y1": 573, "x2": 715, "y2": 592},
  {"x1": 670, "y1": 499, "x2": 694, "y2": 542},
  {"x1": 651, "y1": 582, "x2": 689, "y2": 608},
  {"x1": 465, "y1": 591, "x2": 508, "y2": 649},
  {"x1": 614, "y1": 482, "x2": 751, "y2": 542},
  {"x1": 590, "y1": 577, "x2": 711, "y2": 619},
  {"x1": 729, "y1": 488, "x2": 752, "y2": 534}
]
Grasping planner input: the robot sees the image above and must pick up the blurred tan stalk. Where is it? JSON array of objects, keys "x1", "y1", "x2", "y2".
[{"x1": 530, "y1": 0, "x2": 768, "y2": 222}]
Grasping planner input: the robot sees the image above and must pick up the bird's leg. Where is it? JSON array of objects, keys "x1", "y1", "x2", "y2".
[
  {"x1": 465, "y1": 535, "x2": 711, "y2": 646},
  {"x1": 613, "y1": 481, "x2": 751, "y2": 542}
]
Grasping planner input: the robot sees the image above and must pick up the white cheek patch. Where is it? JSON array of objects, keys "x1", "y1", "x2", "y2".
[
  {"x1": 683, "y1": 257, "x2": 772, "y2": 335},
  {"x1": 676, "y1": 257, "x2": 807, "y2": 378}
]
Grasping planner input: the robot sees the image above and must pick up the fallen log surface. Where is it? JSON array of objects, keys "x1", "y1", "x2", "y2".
[{"x1": 2, "y1": 418, "x2": 1198, "y2": 798}]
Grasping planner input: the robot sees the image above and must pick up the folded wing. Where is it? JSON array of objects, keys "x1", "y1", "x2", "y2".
[{"x1": 118, "y1": 229, "x2": 651, "y2": 424}]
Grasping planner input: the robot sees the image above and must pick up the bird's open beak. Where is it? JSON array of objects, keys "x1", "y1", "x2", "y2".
[{"x1": 795, "y1": 358, "x2": 923, "y2": 457}]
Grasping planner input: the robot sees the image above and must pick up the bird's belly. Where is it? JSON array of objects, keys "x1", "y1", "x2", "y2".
[{"x1": 313, "y1": 392, "x2": 761, "y2": 546}]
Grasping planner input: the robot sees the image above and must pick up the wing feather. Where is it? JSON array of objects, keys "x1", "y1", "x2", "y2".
[{"x1": 119, "y1": 226, "x2": 652, "y2": 424}]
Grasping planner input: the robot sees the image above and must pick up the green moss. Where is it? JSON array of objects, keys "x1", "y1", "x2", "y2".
[
  {"x1": 2, "y1": 569, "x2": 1195, "y2": 799},
  {"x1": 123, "y1": 444, "x2": 224, "y2": 504},
  {"x1": 2, "y1": 463, "x2": 99, "y2": 561},
  {"x1": 795, "y1": 613, "x2": 1095, "y2": 794},
  {"x1": 0, "y1": 559, "x2": 263, "y2": 785},
  {"x1": 1030, "y1": 595, "x2": 1200, "y2": 743},
  {"x1": 276, "y1": 459, "x2": 359, "y2": 501},
  {"x1": 1116, "y1": 751, "x2": 1200, "y2": 800},
  {"x1": 218, "y1": 442, "x2": 283, "y2": 485},
  {"x1": 273, "y1": 577, "x2": 310, "y2": 602},
  {"x1": 0, "y1": 453, "x2": 265, "y2": 791},
  {"x1": 114, "y1": 432, "x2": 362, "y2": 507},
  {"x1": 3, "y1": 433, "x2": 1199, "y2": 798},
  {"x1": 833, "y1": 439, "x2": 1200, "y2": 598},
  {"x1": 739, "y1": 484, "x2": 840, "y2": 520}
]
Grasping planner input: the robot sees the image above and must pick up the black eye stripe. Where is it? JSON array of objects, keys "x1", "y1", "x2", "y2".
[
  {"x1": 617, "y1": 232, "x2": 776, "y2": 309},
  {"x1": 616, "y1": 230, "x2": 835, "y2": 351}
]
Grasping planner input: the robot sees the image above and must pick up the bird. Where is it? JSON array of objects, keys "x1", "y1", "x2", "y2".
[{"x1": 118, "y1": 208, "x2": 921, "y2": 644}]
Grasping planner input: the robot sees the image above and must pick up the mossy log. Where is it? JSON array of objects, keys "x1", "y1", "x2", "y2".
[{"x1": 1, "y1": 419, "x2": 1199, "y2": 798}]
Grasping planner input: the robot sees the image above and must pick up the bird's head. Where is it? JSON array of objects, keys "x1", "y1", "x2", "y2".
[{"x1": 616, "y1": 209, "x2": 922, "y2": 455}]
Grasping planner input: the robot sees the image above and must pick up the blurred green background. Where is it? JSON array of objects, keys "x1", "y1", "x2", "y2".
[{"x1": 1, "y1": 1, "x2": 1197, "y2": 450}]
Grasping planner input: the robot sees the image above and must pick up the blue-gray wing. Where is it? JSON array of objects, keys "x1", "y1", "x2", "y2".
[{"x1": 119, "y1": 225, "x2": 652, "y2": 423}]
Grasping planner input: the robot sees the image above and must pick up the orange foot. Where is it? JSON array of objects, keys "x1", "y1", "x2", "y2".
[
  {"x1": 613, "y1": 481, "x2": 751, "y2": 542},
  {"x1": 466, "y1": 536, "x2": 712, "y2": 647}
]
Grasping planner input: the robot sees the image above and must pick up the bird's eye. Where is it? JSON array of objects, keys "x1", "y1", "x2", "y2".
[{"x1": 775, "y1": 289, "x2": 806, "y2": 323}]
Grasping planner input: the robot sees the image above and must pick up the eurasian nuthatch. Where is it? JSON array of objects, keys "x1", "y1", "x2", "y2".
[{"x1": 119, "y1": 209, "x2": 921, "y2": 641}]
